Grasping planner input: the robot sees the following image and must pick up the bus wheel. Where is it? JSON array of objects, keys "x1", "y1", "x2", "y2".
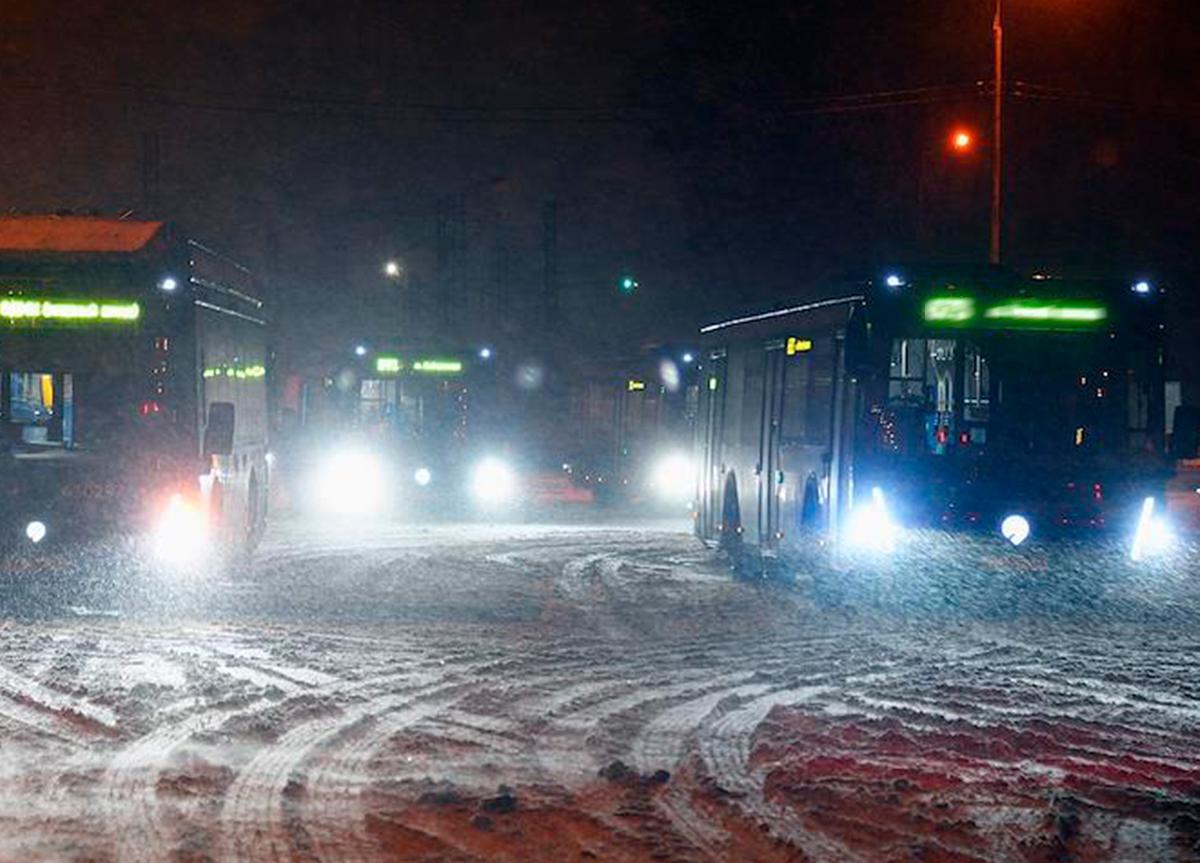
[{"x1": 720, "y1": 471, "x2": 742, "y2": 549}]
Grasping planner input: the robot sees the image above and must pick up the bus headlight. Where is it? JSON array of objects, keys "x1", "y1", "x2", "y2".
[
  {"x1": 845, "y1": 486, "x2": 897, "y2": 552},
  {"x1": 152, "y1": 493, "x2": 209, "y2": 567},
  {"x1": 1130, "y1": 497, "x2": 1173, "y2": 562},
  {"x1": 1001, "y1": 514, "x2": 1031, "y2": 547},
  {"x1": 312, "y1": 450, "x2": 387, "y2": 515},
  {"x1": 650, "y1": 452, "x2": 696, "y2": 502},
  {"x1": 471, "y1": 457, "x2": 517, "y2": 505}
]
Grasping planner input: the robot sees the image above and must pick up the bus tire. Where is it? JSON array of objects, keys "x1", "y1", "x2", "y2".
[{"x1": 720, "y1": 470, "x2": 742, "y2": 550}]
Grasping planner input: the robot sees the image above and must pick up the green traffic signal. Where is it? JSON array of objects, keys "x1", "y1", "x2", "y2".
[{"x1": 619, "y1": 276, "x2": 638, "y2": 294}]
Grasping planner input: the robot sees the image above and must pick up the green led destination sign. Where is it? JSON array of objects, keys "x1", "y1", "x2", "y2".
[
  {"x1": 203, "y1": 363, "x2": 266, "y2": 380},
  {"x1": 923, "y1": 296, "x2": 1108, "y2": 330},
  {"x1": 412, "y1": 359, "x2": 462, "y2": 374},
  {"x1": 1, "y1": 298, "x2": 141, "y2": 323},
  {"x1": 374, "y1": 356, "x2": 463, "y2": 375}
]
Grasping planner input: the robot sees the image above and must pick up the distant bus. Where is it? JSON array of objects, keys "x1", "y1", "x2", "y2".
[
  {"x1": 695, "y1": 269, "x2": 1170, "y2": 559},
  {"x1": 0, "y1": 216, "x2": 269, "y2": 574}
]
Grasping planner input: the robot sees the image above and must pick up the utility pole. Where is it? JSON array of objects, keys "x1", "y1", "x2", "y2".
[{"x1": 990, "y1": 0, "x2": 1003, "y2": 265}]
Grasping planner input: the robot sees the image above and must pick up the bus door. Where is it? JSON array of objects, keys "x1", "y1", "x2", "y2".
[
  {"x1": 696, "y1": 350, "x2": 727, "y2": 542},
  {"x1": 758, "y1": 344, "x2": 787, "y2": 549}
]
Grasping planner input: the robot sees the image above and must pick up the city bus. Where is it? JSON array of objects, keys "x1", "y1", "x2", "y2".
[
  {"x1": 285, "y1": 348, "x2": 505, "y2": 516},
  {"x1": 0, "y1": 216, "x2": 270, "y2": 577},
  {"x1": 694, "y1": 269, "x2": 1173, "y2": 567}
]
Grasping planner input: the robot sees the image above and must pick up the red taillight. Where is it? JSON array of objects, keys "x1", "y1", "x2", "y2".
[
  {"x1": 139, "y1": 400, "x2": 161, "y2": 417},
  {"x1": 936, "y1": 426, "x2": 949, "y2": 446},
  {"x1": 1093, "y1": 483, "x2": 1103, "y2": 501}
]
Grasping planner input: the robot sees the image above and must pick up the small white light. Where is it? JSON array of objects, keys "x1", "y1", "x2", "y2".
[
  {"x1": 25, "y1": 521, "x2": 46, "y2": 544},
  {"x1": 354, "y1": 345, "x2": 367, "y2": 357},
  {"x1": 885, "y1": 274, "x2": 905, "y2": 289},
  {"x1": 1001, "y1": 514, "x2": 1030, "y2": 547},
  {"x1": 682, "y1": 352, "x2": 694, "y2": 364},
  {"x1": 159, "y1": 276, "x2": 178, "y2": 292},
  {"x1": 479, "y1": 347, "x2": 492, "y2": 360},
  {"x1": 1133, "y1": 281, "x2": 1152, "y2": 295},
  {"x1": 384, "y1": 260, "x2": 401, "y2": 277},
  {"x1": 265, "y1": 451, "x2": 276, "y2": 467},
  {"x1": 414, "y1": 467, "x2": 432, "y2": 487}
]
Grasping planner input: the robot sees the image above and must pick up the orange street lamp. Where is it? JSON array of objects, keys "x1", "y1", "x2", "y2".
[{"x1": 950, "y1": 129, "x2": 975, "y2": 153}]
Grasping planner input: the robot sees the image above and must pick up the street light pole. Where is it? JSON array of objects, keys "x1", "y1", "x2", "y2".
[{"x1": 990, "y1": 0, "x2": 1004, "y2": 265}]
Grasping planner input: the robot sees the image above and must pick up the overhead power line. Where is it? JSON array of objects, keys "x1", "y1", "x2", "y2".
[
  {"x1": 0, "y1": 74, "x2": 986, "y2": 125},
  {"x1": 1012, "y1": 81, "x2": 1200, "y2": 119}
]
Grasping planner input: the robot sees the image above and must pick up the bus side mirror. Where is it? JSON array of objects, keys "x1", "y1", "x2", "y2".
[
  {"x1": 1171, "y1": 405, "x2": 1199, "y2": 460},
  {"x1": 204, "y1": 402, "x2": 236, "y2": 457}
]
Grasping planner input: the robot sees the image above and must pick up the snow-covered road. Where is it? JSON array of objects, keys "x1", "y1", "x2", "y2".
[{"x1": 0, "y1": 519, "x2": 1196, "y2": 861}]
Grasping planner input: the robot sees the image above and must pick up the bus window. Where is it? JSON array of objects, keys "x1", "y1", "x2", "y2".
[
  {"x1": 963, "y1": 344, "x2": 990, "y2": 423},
  {"x1": 780, "y1": 339, "x2": 834, "y2": 447},
  {"x1": 7, "y1": 372, "x2": 64, "y2": 445},
  {"x1": 888, "y1": 338, "x2": 926, "y2": 403}
]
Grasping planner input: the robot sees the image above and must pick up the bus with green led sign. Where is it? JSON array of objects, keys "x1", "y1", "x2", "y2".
[
  {"x1": 694, "y1": 270, "x2": 1169, "y2": 558},
  {"x1": 0, "y1": 216, "x2": 271, "y2": 574}
]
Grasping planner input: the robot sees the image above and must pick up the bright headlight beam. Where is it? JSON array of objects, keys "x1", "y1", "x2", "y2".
[
  {"x1": 471, "y1": 457, "x2": 517, "y2": 505},
  {"x1": 845, "y1": 486, "x2": 896, "y2": 552},
  {"x1": 25, "y1": 520, "x2": 46, "y2": 544},
  {"x1": 1131, "y1": 496, "x2": 1173, "y2": 562},
  {"x1": 312, "y1": 450, "x2": 388, "y2": 515},
  {"x1": 650, "y1": 453, "x2": 695, "y2": 502},
  {"x1": 152, "y1": 493, "x2": 209, "y2": 568}
]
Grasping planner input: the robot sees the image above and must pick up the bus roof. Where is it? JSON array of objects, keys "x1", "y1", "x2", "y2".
[{"x1": 0, "y1": 217, "x2": 165, "y2": 254}]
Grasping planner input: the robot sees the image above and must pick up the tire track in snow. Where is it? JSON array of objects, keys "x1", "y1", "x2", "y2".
[{"x1": 0, "y1": 662, "x2": 118, "y2": 744}]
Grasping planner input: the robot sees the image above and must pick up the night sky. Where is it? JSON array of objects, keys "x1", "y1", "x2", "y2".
[{"x1": 1, "y1": 0, "x2": 1197, "y2": 369}]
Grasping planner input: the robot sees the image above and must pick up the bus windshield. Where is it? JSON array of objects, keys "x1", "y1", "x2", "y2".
[
  {"x1": 2, "y1": 334, "x2": 143, "y2": 455},
  {"x1": 874, "y1": 330, "x2": 1159, "y2": 471}
]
